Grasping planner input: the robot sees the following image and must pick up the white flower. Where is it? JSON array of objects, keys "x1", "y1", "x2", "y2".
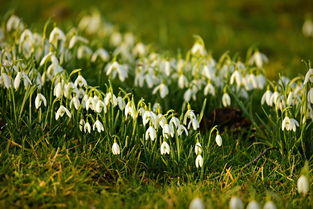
[
  {"x1": 261, "y1": 90, "x2": 273, "y2": 106},
  {"x1": 204, "y1": 83, "x2": 215, "y2": 96},
  {"x1": 191, "y1": 42, "x2": 206, "y2": 56},
  {"x1": 152, "y1": 83, "x2": 169, "y2": 98},
  {"x1": 304, "y1": 68, "x2": 313, "y2": 85},
  {"x1": 14, "y1": 72, "x2": 22, "y2": 90},
  {"x1": 160, "y1": 141, "x2": 170, "y2": 155},
  {"x1": 145, "y1": 126, "x2": 157, "y2": 141},
  {"x1": 162, "y1": 124, "x2": 174, "y2": 138},
  {"x1": 177, "y1": 124, "x2": 188, "y2": 136},
  {"x1": 6, "y1": 15, "x2": 24, "y2": 31},
  {"x1": 1, "y1": 73, "x2": 11, "y2": 89},
  {"x1": 178, "y1": 74, "x2": 188, "y2": 89},
  {"x1": 195, "y1": 143, "x2": 202, "y2": 155},
  {"x1": 74, "y1": 75, "x2": 87, "y2": 87},
  {"x1": 195, "y1": 155, "x2": 203, "y2": 168},
  {"x1": 79, "y1": 119, "x2": 85, "y2": 131},
  {"x1": 269, "y1": 91, "x2": 280, "y2": 107},
  {"x1": 112, "y1": 142, "x2": 121, "y2": 155},
  {"x1": 69, "y1": 35, "x2": 88, "y2": 49},
  {"x1": 297, "y1": 175, "x2": 309, "y2": 195},
  {"x1": 308, "y1": 88, "x2": 313, "y2": 104},
  {"x1": 95, "y1": 100, "x2": 106, "y2": 113},
  {"x1": 53, "y1": 82, "x2": 63, "y2": 98},
  {"x1": 169, "y1": 117, "x2": 180, "y2": 129},
  {"x1": 256, "y1": 74, "x2": 266, "y2": 89},
  {"x1": 84, "y1": 122, "x2": 91, "y2": 133},
  {"x1": 282, "y1": 116, "x2": 299, "y2": 132},
  {"x1": 263, "y1": 201, "x2": 277, "y2": 209},
  {"x1": 215, "y1": 134, "x2": 222, "y2": 146},
  {"x1": 249, "y1": 51, "x2": 268, "y2": 68},
  {"x1": 246, "y1": 200, "x2": 260, "y2": 209},
  {"x1": 229, "y1": 196, "x2": 243, "y2": 209},
  {"x1": 230, "y1": 70, "x2": 243, "y2": 88},
  {"x1": 49, "y1": 27, "x2": 65, "y2": 43},
  {"x1": 35, "y1": 93, "x2": 47, "y2": 109},
  {"x1": 189, "y1": 197, "x2": 205, "y2": 209},
  {"x1": 125, "y1": 101, "x2": 136, "y2": 120},
  {"x1": 55, "y1": 105, "x2": 71, "y2": 120},
  {"x1": 77, "y1": 45, "x2": 93, "y2": 59},
  {"x1": 117, "y1": 96, "x2": 125, "y2": 110},
  {"x1": 70, "y1": 97, "x2": 81, "y2": 110},
  {"x1": 91, "y1": 48, "x2": 110, "y2": 62},
  {"x1": 222, "y1": 93, "x2": 231, "y2": 107},
  {"x1": 105, "y1": 61, "x2": 128, "y2": 82},
  {"x1": 93, "y1": 120, "x2": 104, "y2": 133},
  {"x1": 303, "y1": 19, "x2": 313, "y2": 38}
]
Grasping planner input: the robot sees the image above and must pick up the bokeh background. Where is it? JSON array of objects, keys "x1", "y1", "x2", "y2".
[{"x1": 1, "y1": 0, "x2": 313, "y2": 78}]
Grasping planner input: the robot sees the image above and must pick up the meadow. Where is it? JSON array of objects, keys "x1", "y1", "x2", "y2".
[{"x1": 1, "y1": 1, "x2": 313, "y2": 208}]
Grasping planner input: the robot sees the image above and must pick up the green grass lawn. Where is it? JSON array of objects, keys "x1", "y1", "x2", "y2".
[{"x1": 1, "y1": 1, "x2": 313, "y2": 209}]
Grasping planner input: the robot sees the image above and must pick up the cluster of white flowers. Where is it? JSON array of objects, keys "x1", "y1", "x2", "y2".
[
  {"x1": 260, "y1": 69, "x2": 313, "y2": 133},
  {"x1": 0, "y1": 14, "x2": 206, "y2": 167}
]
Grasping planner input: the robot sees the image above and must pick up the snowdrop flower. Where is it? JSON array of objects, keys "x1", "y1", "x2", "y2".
[
  {"x1": 256, "y1": 74, "x2": 266, "y2": 89},
  {"x1": 49, "y1": 27, "x2": 65, "y2": 44},
  {"x1": 187, "y1": 118, "x2": 200, "y2": 131},
  {"x1": 249, "y1": 51, "x2": 268, "y2": 68},
  {"x1": 112, "y1": 142, "x2": 121, "y2": 155},
  {"x1": 261, "y1": 90, "x2": 273, "y2": 106},
  {"x1": 191, "y1": 42, "x2": 206, "y2": 56},
  {"x1": 195, "y1": 155, "x2": 203, "y2": 168},
  {"x1": 55, "y1": 105, "x2": 71, "y2": 120},
  {"x1": 169, "y1": 117, "x2": 180, "y2": 129},
  {"x1": 215, "y1": 134, "x2": 222, "y2": 146},
  {"x1": 204, "y1": 83, "x2": 215, "y2": 96},
  {"x1": 152, "y1": 83, "x2": 169, "y2": 98},
  {"x1": 308, "y1": 88, "x2": 313, "y2": 104},
  {"x1": 183, "y1": 109, "x2": 197, "y2": 125},
  {"x1": 222, "y1": 93, "x2": 231, "y2": 107},
  {"x1": 304, "y1": 68, "x2": 313, "y2": 85},
  {"x1": 133, "y1": 42, "x2": 146, "y2": 56},
  {"x1": 229, "y1": 196, "x2": 244, "y2": 209},
  {"x1": 91, "y1": 48, "x2": 110, "y2": 62},
  {"x1": 189, "y1": 197, "x2": 205, "y2": 209},
  {"x1": 303, "y1": 19, "x2": 313, "y2": 38},
  {"x1": 160, "y1": 141, "x2": 170, "y2": 155},
  {"x1": 230, "y1": 70, "x2": 243, "y2": 88},
  {"x1": 93, "y1": 120, "x2": 104, "y2": 133},
  {"x1": 177, "y1": 124, "x2": 188, "y2": 136},
  {"x1": 263, "y1": 201, "x2": 276, "y2": 209},
  {"x1": 1, "y1": 73, "x2": 11, "y2": 89},
  {"x1": 14, "y1": 72, "x2": 22, "y2": 90},
  {"x1": 70, "y1": 97, "x2": 81, "y2": 110},
  {"x1": 95, "y1": 100, "x2": 106, "y2": 113},
  {"x1": 297, "y1": 175, "x2": 309, "y2": 195},
  {"x1": 145, "y1": 126, "x2": 157, "y2": 141},
  {"x1": 269, "y1": 91, "x2": 280, "y2": 107},
  {"x1": 79, "y1": 119, "x2": 85, "y2": 132},
  {"x1": 178, "y1": 74, "x2": 188, "y2": 89},
  {"x1": 77, "y1": 45, "x2": 93, "y2": 59},
  {"x1": 194, "y1": 142, "x2": 202, "y2": 155},
  {"x1": 74, "y1": 75, "x2": 87, "y2": 88},
  {"x1": 282, "y1": 116, "x2": 299, "y2": 132},
  {"x1": 125, "y1": 101, "x2": 136, "y2": 119},
  {"x1": 162, "y1": 124, "x2": 174, "y2": 138},
  {"x1": 69, "y1": 35, "x2": 88, "y2": 49},
  {"x1": 246, "y1": 200, "x2": 260, "y2": 209},
  {"x1": 53, "y1": 82, "x2": 63, "y2": 98},
  {"x1": 105, "y1": 61, "x2": 128, "y2": 82},
  {"x1": 35, "y1": 93, "x2": 47, "y2": 109},
  {"x1": 117, "y1": 96, "x2": 125, "y2": 110},
  {"x1": 84, "y1": 122, "x2": 91, "y2": 133},
  {"x1": 6, "y1": 15, "x2": 24, "y2": 32}
]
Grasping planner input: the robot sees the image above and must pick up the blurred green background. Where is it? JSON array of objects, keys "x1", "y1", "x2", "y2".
[{"x1": 1, "y1": 0, "x2": 313, "y2": 78}]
